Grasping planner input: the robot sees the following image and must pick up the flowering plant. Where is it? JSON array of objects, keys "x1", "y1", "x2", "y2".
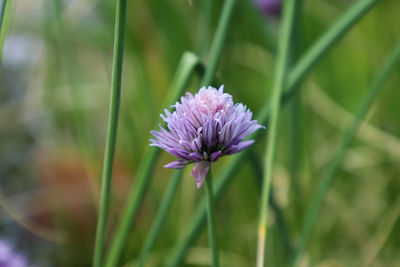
[{"x1": 150, "y1": 86, "x2": 264, "y2": 188}]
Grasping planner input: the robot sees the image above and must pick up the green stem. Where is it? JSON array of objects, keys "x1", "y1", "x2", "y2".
[
  {"x1": 289, "y1": 0, "x2": 303, "y2": 224},
  {"x1": 198, "y1": 0, "x2": 213, "y2": 59},
  {"x1": 286, "y1": 0, "x2": 378, "y2": 92},
  {"x1": 166, "y1": 0, "x2": 377, "y2": 265},
  {"x1": 249, "y1": 151, "x2": 293, "y2": 257},
  {"x1": 257, "y1": 0, "x2": 297, "y2": 266},
  {"x1": 201, "y1": 0, "x2": 236, "y2": 85},
  {"x1": 92, "y1": 1, "x2": 127, "y2": 266},
  {"x1": 205, "y1": 170, "x2": 219, "y2": 267},
  {"x1": 104, "y1": 52, "x2": 201, "y2": 267},
  {"x1": 0, "y1": 0, "x2": 11, "y2": 65},
  {"x1": 291, "y1": 40, "x2": 400, "y2": 267},
  {"x1": 136, "y1": 170, "x2": 183, "y2": 267},
  {"x1": 0, "y1": 0, "x2": 7, "y2": 33}
]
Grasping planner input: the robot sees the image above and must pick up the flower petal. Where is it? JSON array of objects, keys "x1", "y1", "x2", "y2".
[
  {"x1": 164, "y1": 160, "x2": 190, "y2": 169},
  {"x1": 225, "y1": 140, "x2": 255, "y2": 155},
  {"x1": 210, "y1": 151, "x2": 222, "y2": 162},
  {"x1": 191, "y1": 161, "x2": 211, "y2": 189}
]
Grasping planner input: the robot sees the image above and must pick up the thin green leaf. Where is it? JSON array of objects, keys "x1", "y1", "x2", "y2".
[{"x1": 93, "y1": 0, "x2": 128, "y2": 266}]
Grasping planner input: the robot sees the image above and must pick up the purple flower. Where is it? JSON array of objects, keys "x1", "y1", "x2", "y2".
[
  {"x1": 254, "y1": 0, "x2": 281, "y2": 17},
  {"x1": 150, "y1": 86, "x2": 264, "y2": 188},
  {"x1": 0, "y1": 240, "x2": 27, "y2": 267}
]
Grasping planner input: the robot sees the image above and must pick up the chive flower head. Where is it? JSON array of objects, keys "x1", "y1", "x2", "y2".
[
  {"x1": 0, "y1": 240, "x2": 27, "y2": 267},
  {"x1": 150, "y1": 86, "x2": 264, "y2": 188},
  {"x1": 254, "y1": 0, "x2": 281, "y2": 17}
]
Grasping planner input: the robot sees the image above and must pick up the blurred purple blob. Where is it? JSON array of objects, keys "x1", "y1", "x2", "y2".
[
  {"x1": 0, "y1": 240, "x2": 27, "y2": 267},
  {"x1": 150, "y1": 86, "x2": 264, "y2": 188},
  {"x1": 254, "y1": 0, "x2": 281, "y2": 17}
]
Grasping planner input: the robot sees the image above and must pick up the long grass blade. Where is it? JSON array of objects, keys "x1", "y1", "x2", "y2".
[
  {"x1": 104, "y1": 52, "x2": 201, "y2": 267},
  {"x1": 165, "y1": 0, "x2": 378, "y2": 265},
  {"x1": 257, "y1": 0, "x2": 297, "y2": 266},
  {"x1": 92, "y1": 0, "x2": 128, "y2": 266},
  {"x1": 201, "y1": 0, "x2": 236, "y2": 85},
  {"x1": 0, "y1": 0, "x2": 11, "y2": 65},
  {"x1": 290, "y1": 39, "x2": 400, "y2": 267},
  {"x1": 136, "y1": 170, "x2": 183, "y2": 267}
]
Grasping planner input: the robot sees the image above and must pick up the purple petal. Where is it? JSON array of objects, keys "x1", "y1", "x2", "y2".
[
  {"x1": 164, "y1": 160, "x2": 189, "y2": 169},
  {"x1": 189, "y1": 152, "x2": 203, "y2": 161},
  {"x1": 191, "y1": 161, "x2": 211, "y2": 189},
  {"x1": 210, "y1": 151, "x2": 222, "y2": 162},
  {"x1": 225, "y1": 140, "x2": 255, "y2": 155}
]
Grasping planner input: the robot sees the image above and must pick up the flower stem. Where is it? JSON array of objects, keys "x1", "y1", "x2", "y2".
[
  {"x1": 166, "y1": 0, "x2": 377, "y2": 265},
  {"x1": 290, "y1": 39, "x2": 400, "y2": 267},
  {"x1": 104, "y1": 52, "x2": 201, "y2": 267},
  {"x1": 205, "y1": 170, "x2": 219, "y2": 267},
  {"x1": 257, "y1": 0, "x2": 297, "y2": 266},
  {"x1": 92, "y1": 0, "x2": 127, "y2": 266}
]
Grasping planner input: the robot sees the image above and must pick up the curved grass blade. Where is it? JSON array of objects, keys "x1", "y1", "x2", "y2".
[
  {"x1": 104, "y1": 52, "x2": 201, "y2": 267},
  {"x1": 165, "y1": 0, "x2": 378, "y2": 265},
  {"x1": 136, "y1": 170, "x2": 183, "y2": 267},
  {"x1": 92, "y1": 0, "x2": 128, "y2": 266},
  {"x1": 290, "y1": 39, "x2": 400, "y2": 267},
  {"x1": 0, "y1": 0, "x2": 12, "y2": 65},
  {"x1": 201, "y1": 0, "x2": 237, "y2": 86},
  {"x1": 257, "y1": 0, "x2": 298, "y2": 266}
]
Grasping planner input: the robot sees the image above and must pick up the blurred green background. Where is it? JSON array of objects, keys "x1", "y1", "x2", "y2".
[{"x1": 1, "y1": 0, "x2": 400, "y2": 266}]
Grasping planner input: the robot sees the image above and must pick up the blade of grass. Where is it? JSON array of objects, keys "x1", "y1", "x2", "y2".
[
  {"x1": 289, "y1": 0, "x2": 304, "y2": 224},
  {"x1": 257, "y1": 0, "x2": 298, "y2": 266},
  {"x1": 0, "y1": 0, "x2": 11, "y2": 65},
  {"x1": 136, "y1": 170, "x2": 183, "y2": 267},
  {"x1": 92, "y1": 0, "x2": 128, "y2": 266},
  {"x1": 165, "y1": 0, "x2": 378, "y2": 265},
  {"x1": 0, "y1": 0, "x2": 7, "y2": 32},
  {"x1": 201, "y1": 0, "x2": 236, "y2": 86},
  {"x1": 198, "y1": 0, "x2": 213, "y2": 58},
  {"x1": 104, "y1": 52, "x2": 201, "y2": 267},
  {"x1": 290, "y1": 39, "x2": 400, "y2": 267},
  {"x1": 249, "y1": 150, "x2": 293, "y2": 258}
]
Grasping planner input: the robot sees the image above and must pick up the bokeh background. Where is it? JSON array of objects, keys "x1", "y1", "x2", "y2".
[{"x1": 1, "y1": 0, "x2": 400, "y2": 266}]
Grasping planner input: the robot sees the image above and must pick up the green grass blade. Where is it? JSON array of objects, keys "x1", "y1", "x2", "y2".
[
  {"x1": 136, "y1": 170, "x2": 183, "y2": 267},
  {"x1": 104, "y1": 52, "x2": 201, "y2": 267},
  {"x1": 0, "y1": 0, "x2": 11, "y2": 65},
  {"x1": 165, "y1": 0, "x2": 378, "y2": 264},
  {"x1": 198, "y1": 0, "x2": 213, "y2": 58},
  {"x1": 0, "y1": 0, "x2": 7, "y2": 31},
  {"x1": 286, "y1": 0, "x2": 378, "y2": 91},
  {"x1": 92, "y1": 0, "x2": 128, "y2": 266},
  {"x1": 291, "y1": 39, "x2": 400, "y2": 267},
  {"x1": 257, "y1": 1, "x2": 298, "y2": 266},
  {"x1": 201, "y1": 0, "x2": 236, "y2": 85},
  {"x1": 289, "y1": 0, "x2": 304, "y2": 224}
]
